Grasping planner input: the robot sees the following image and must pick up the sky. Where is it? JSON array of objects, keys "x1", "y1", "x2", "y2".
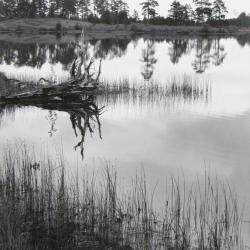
[{"x1": 125, "y1": 0, "x2": 250, "y2": 18}]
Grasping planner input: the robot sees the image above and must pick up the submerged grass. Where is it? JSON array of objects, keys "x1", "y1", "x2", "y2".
[{"x1": 0, "y1": 143, "x2": 244, "y2": 249}]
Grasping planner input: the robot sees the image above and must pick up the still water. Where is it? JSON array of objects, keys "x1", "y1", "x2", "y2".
[{"x1": 0, "y1": 35, "x2": 250, "y2": 219}]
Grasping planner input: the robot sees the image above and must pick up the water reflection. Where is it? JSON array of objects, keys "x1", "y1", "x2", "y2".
[
  {"x1": 236, "y1": 34, "x2": 250, "y2": 47},
  {"x1": 192, "y1": 38, "x2": 213, "y2": 74},
  {"x1": 46, "y1": 110, "x2": 58, "y2": 136},
  {"x1": 1, "y1": 35, "x2": 250, "y2": 82},
  {"x1": 1, "y1": 36, "x2": 250, "y2": 236},
  {"x1": 0, "y1": 71, "x2": 209, "y2": 159},
  {"x1": 92, "y1": 39, "x2": 130, "y2": 60},
  {"x1": 211, "y1": 38, "x2": 227, "y2": 66},
  {"x1": 98, "y1": 78, "x2": 210, "y2": 110},
  {"x1": 68, "y1": 100, "x2": 103, "y2": 158},
  {"x1": 0, "y1": 97, "x2": 104, "y2": 159},
  {"x1": 191, "y1": 38, "x2": 227, "y2": 73},
  {"x1": 0, "y1": 39, "x2": 130, "y2": 70},
  {"x1": 168, "y1": 39, "x2": 190, "y2": 64},
  {"x1": 140, "y1": 40, "x2": 157, "y2": 81},
  {"x1": 0, "y1": 41, "x2": 76, "y2": 70}
]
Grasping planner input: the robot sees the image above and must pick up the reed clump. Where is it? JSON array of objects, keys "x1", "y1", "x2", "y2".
[
  {"x1": 0, "y1": 144, "x2": 244, "y2": 249},
  {"x1": 99, "y1": 76, "x2": 210, "y2": 108}
]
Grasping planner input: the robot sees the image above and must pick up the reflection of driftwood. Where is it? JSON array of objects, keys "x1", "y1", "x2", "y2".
[
  {"x1": 43, "y1": 97, "x2": 103, "y2": 158},
  {"x1": 69, "y1": 101, "x2": 103, "y2": 158},
  {"x1": 0, "y1": 96, "x2": 104, "y2": 159}
]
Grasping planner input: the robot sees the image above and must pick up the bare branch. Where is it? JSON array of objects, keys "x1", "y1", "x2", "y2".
[{"x1": 96, "y1": 59, "x2": 102, "y2": 81}]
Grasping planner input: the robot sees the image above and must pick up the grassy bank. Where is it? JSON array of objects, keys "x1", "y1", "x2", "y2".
[
  {"x1": 0, "y1": 18, "x2": 250, "y2": 38},
  {"x1": 0, "y1": 143, "x2": 245, "y2": 249}
]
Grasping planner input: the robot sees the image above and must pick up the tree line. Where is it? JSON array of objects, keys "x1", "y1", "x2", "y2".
[
  {"x1": 0, "y1": 0, "x2": 131, "y2": 23},
  {"x1": 0, "y1": 0, "x2": 250, "y2": 26}
]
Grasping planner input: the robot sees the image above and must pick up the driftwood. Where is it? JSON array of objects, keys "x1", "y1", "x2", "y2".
[
  {"x1": 0, "y1": 58, "x2": 103, "y2": 105},
  {"x1": 0, "y1": 80, "x2": 97, "y2": 104},
  {"x1": 0, "y1": 29, "x2": 105, "y2": 159},
  {"x1": 0, "y1": 28, "x2": 103, "y2": 105}
]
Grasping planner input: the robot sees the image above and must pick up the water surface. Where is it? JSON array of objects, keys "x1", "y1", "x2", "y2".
[{"x1": 1, "y1": 35, "x2": 250, "y2": 226}]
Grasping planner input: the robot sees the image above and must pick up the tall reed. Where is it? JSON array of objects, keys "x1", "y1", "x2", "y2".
[
  {"x1": 0, "y1": 144, "x2": 244, "y2": 249},
  {"x1": 99, "y1": 76, "x2": 210, "y2": 108}
]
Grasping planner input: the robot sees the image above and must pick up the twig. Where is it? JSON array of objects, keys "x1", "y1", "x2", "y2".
[{"x1": 96, "y1": 59, "x2": 102, "y2": 81}]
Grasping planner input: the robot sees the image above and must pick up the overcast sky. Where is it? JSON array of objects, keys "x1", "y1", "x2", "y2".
[{"x1": 126, "y1": 0, "x2": 250, "y2": 18}]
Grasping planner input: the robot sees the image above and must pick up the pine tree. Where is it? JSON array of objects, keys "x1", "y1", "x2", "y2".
[
  {"x1": 29, "y1": 1, "x2": 38, "y2": 17},
  {"x1": 92, "y1": 0, "x2": 109, "y2": 16},
  {"x1": 62, "y1": 0, "x2": 76, "y2": 18},
  {"x1": 140, "y1": 0, "x2": 159, "y2": 24},
  {"x1": 0, "y1": 1, "x2": 4, "y2": 16},
  {"x1": 48, "y1": 2, "x2": 56, "y2": 17},
  {"x1": 50, "y1": 0, "x2": 64, "y2": 16},
  {"x1": 168, "y1": 1, "x2": 183, "y2": 24},
  {"x1": 132, "y1": 9, "x2": 140, "y2": 22},
  {"x1": 17, "y1": 0, "x2": 31, "y2": 17},
  {"x1": 108, "y1": 0, "x2": 129, "y2": 24},
  {"x1": 186, "y1": 4, "x2": 196, "y2": 22},
  {"x1": 168, "y1": 1, "x2": 192, "y2": 25},
  {"x1": 110, "y1": 0, "x2": 118, "y2": 13},
  {"x1": 117, "y1": 0, "x2": 129, "y2": 13},
  {"x1": 117, "y1": 0, "x2": 129, "y2": 24},
  {"x1": 34, "y1": 0, "x2": 48, "y2": 17},
  {"x1": 78, "y1": 0, "x2": 91, "y2": 20},
  {"x1": 193, "y1": 0, "x2": 212, "y2": 23},
  {"x1": 212, "y1": 0, "x2": 227, "y2": 21},
  {"x1": 2, "y1": 0, "x2": 17, "y2": 17}
]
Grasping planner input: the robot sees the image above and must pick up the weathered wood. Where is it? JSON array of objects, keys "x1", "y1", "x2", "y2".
[
  {"x1": 0, "y1": 51, "x2": 103, "y2": 105},
  {"x1": 0, "y1": 74, "x2": 101, "y2": 105}
]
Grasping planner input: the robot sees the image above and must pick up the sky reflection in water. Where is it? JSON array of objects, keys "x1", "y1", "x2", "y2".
[{"x1": 0, "y1": 36, "x2": 250, "y2": 221}]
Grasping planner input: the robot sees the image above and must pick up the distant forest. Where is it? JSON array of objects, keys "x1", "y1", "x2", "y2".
[{"x1": 0, "y1": 0, "x2": 250, "y2": 26}]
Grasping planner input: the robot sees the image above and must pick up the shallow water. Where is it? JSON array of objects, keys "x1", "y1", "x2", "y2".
[{"x1": 1, "y1": 35, "x2": 250, "y2": 241}]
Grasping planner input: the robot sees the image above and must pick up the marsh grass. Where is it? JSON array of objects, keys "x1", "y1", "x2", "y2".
[
  {"x1": 99, "y1": 76, "x2": 210, "y2": 108},
  {"x1": 0, "y1": 72, "x2": 209, "y2": 108},
  {"x1": 0, "y1": 143, "x2": 244, "y2": 249}
]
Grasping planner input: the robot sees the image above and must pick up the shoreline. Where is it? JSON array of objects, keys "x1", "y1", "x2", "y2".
[
  {"x1": 0, "y1": 18, "x2": 250, "y2": 41},
  {"x1": 0, "y1": 29, "x2": 249, "y2": 45}
]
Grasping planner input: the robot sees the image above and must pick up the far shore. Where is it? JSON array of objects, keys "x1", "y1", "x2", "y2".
[{"x1": 1, "y1": 18, "x2": 250, "y2": 42}]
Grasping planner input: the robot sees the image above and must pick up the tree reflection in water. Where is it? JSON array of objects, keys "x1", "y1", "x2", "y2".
[
  {"x1": 45, "y1": 96, "x2": 103, "y2": 159},
  {"x1": 211, "y1": 37, "x2": 227, "y2": 66},
  {"x1": 166, "y1": 36, "x2": 232, "y2": 73},
  {"x1": 92, "y1": 38, "x2": 131, "y2": 60},
  {"x1": 1, "y1": 35, "x2": 250, "y2": 81},
  {"x1": 167, "y1": 39, "x2": 190, "y2": 64},
  {"x1": 236, "y1": 34, "x2": 250, "y2": 47},
  {"x1": 192, "y1": 38, "x2": 213, "y2": 74},
  {"x1": 0, "y1": 38, "x2": 131, "y2": 70},
  {"x1": 140, "y1": 39, "x2": 158, "y2": 81}
]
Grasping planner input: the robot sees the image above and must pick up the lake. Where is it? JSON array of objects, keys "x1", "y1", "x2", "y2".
[{"x1": 1, "y1": 35, "x2": 250, "y2": 242}]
